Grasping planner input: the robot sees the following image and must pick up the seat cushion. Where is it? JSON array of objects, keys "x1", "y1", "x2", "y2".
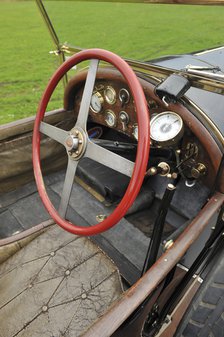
[
  {"x1": 0, "y1": 225, "x2": 123, "y2": 337},
  {"x1": 77, "y1": 158, "x2": 130, "y2": 202}
]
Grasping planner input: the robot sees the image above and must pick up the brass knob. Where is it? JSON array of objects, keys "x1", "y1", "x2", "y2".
[{"x1": 191, "y1": 163, "x2": 206, "y2": 179}]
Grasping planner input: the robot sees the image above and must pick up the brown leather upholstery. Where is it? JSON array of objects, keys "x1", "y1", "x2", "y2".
[{"x1": 0, "y1": 226, "x2": 123, "y2": 337}]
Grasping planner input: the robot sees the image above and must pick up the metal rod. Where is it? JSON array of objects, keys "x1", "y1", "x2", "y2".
[
  {"x1": 35, "y1": 0, "x2": 60, "y2": 47},
  {"x1": 35, "y1": 0, "x2": 68, "y2": 85},
  {"x1": 141, "y1": 183, "x2": 176, "y2": 276}
]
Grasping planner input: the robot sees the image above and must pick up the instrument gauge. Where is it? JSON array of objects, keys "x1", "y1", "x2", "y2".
[
  {"x1": 150, "y1": 111, "x2": 184, "y2": 146},
  {"x1": 132, "y1": 123, "x2": 138, "y2": 141},
  {"x1": 105, "y1": 110, "x2": 117, "y2": 127},
  {"x1": 104, "y1": 86, "x2": 116, "y2": 104},
  {"x1": 119, "y1": 88, "x2": 130, "y2": 105},
  {"x1": 90, "y1": 92, "x2": 104, "y2": 113}
]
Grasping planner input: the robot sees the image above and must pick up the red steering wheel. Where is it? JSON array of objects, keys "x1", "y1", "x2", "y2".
[{"x1": 33, "y1": 49, "x2": 150, "y2": 236}]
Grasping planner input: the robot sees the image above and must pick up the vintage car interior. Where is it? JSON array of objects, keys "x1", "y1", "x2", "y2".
[{"x1": 0, "y1": 1, "x2": 224, "y2": 337}]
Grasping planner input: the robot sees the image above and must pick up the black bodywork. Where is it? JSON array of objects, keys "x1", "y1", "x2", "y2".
[{"x1": 151, "y1": 47, "x2": 224, "y2": 138}]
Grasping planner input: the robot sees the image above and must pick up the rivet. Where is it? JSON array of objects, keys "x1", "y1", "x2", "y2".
[
  {"x1": 78, "y1": 140, "x2": 83, "y2": 144},
  {"x1": 28, "y1": 284, "x2": 33, "y2": 289},
  {"x1": 12, "y1": 230, "x2": 20, "y2": 236},
  {"x1": 75, "y1": 150, "x2": 79, "y2": 155},
  {"x1": 75, "y1": 130, "x2": 79, "y2": 135},
  {"x1": 81, "y1": 293, "x2": 87, "y2": 299},
  {"x1": 65, "y1": 270, "x2": 70, "y2": 276},
  {"x1": 96, "y1": 214, "x2": 107, "y2": 222},
  {"x1": 164, "y1": 240, "x2": 173, "y2": 251},
  {"x1": 164, "y1": 258, "x2": 168, "y2": 262},
  {"x1": 50, "y1": 252, "x2": 55, "y2": 257},
  {"x1": 172, "y1": 172, "x2": 178, "y2": 179},
  {"x1": 42, "y1": 305, "x2": 48, "y2": 312}
]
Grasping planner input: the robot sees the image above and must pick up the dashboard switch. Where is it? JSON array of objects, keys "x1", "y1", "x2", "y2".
[{"x1": 119, "y1": 111, "x2": 129, "y2": 131}]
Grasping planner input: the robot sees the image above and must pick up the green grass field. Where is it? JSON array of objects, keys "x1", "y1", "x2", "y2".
[{"x1": 0, "y1": 1, "x2": 223, "y2": 124}]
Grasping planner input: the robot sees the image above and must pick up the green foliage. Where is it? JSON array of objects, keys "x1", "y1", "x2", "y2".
[
  {"x1": 0, "y1": 1, "x2": 223, "y2": 124},
  {"x1": 0, "y1": 1, "x2": 63, "y2": 124},
  {"x1": 45, "y1": 2, "x2": 224, "y2": 59}
]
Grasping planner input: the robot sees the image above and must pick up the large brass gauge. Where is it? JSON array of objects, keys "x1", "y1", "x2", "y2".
[
  {"x1": 105, "y1": 110, "x2": 117, "y2": 127},
  {"x1": 104, "y1": 86, "x2": 116, "y2": 104},
  {"x1": 90, "y1": 92, "x2": 104, "y2": 113},
  {"x1": 150, "y1": 111, "x2": 184, "y2": 146}
]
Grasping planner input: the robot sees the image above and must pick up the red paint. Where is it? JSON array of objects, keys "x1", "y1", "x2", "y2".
[{"x1": 33, "y1": 49, "x2": 150, "y2": 236}]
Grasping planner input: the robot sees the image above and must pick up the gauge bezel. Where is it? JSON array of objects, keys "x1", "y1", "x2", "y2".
[
  {"x1": 105, "y1": 110, "x2": 117, "y2": 127},
  {"x1": 104, "y1": 86, "x2": 116, "y2": 105},
  {"x1": 90, "y1": 91, "x2": 104, "y2": 113},
  {"x1": 119, "y1": 88, "x2": 130, "y2": 105},
  {"x1": 119, "y1": 111, "x2": 129, "y2": 123},
  {"x1": 150, "y1": 111, "x2": 184, "y2": 146}
]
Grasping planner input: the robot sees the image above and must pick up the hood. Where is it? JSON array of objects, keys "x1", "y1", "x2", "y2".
[
  {"x1": 150, "y1": 47, "x2": 224, "y2": 141},
  {"x1": 149, "y1": 46, "x2": 224, "y2": 72}
]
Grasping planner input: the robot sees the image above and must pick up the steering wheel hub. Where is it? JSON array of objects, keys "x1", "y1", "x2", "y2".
[{"x1": 66, "y1": 127, "x2": 87, "y2": 159}]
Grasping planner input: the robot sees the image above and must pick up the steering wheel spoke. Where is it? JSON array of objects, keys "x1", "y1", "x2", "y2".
[
  {"x1": 85, "y1": 140, "x2": 134, "y2": 177},
  {"x1": 58, "y1": 158, "x2": 79, "y2": 218},
  {"x1": 40, "y1": 121, "x2": 68, "y2": 146},
  {"x1": 75, "y1": 59, "x2": 99, "y2": 130}
]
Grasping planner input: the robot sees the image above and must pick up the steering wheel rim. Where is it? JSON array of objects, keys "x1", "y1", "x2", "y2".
[{"x1": 33, "y1": 49, "x2": 150, "y2": 236}]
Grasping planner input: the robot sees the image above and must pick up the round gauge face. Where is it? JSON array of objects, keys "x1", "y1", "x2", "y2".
[
  {"x1": 119, "y1": 88, "x2": 130, "y2": 105},
  {"x1": 90, "y1": 92, "x2": 104, "y2": 113},
  {"x1": 132, "y1": 124, "x2": 138, "y2": 140},
  {"x1": 105, "y1": 110, "x2": 117, "y2": 127},
  {"x1": 150, "y1": 111, "x2": 184, "y2": 146},
  {"x1": 104, "y1": 86, "x2": 116, "y2": 104}
]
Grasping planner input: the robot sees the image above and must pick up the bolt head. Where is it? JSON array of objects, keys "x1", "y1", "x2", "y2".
[
  {"x1": 42, "y1": 305, "x2": 48, "y2": 313},
  {"x1": 167, "y1": 183, "x2": 175, "y2": 191},
  {"x1": 65, "y1": 137, "x2": 73, "y2": 148}
]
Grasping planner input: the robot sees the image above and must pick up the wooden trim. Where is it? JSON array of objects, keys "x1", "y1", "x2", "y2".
[
  {"x1": 0, "y1": 219, "x2": 54, "y2": 247},
  {"x1": 157, "y1": 277, "x2": 201, "y2": 337},
  {"x1": 0, "y1": 109, "x2": 69, "y2": 141},
  {"x1": 82, "y1": 193, "x2": 224, "y2": 337}
]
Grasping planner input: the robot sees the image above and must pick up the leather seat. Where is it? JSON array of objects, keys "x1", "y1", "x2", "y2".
[{"x1": 0, "y1": 225, "x2": 123, "y2": 337}]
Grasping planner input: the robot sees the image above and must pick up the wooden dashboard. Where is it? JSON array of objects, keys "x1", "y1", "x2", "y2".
[{"x1": 64, "y1": 67, "x2": 223, "y2": 190}]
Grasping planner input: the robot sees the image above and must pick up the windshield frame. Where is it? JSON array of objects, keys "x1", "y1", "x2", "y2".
[{"x1": 36, "y1": 0, "x2": 224, "y2": 95}]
